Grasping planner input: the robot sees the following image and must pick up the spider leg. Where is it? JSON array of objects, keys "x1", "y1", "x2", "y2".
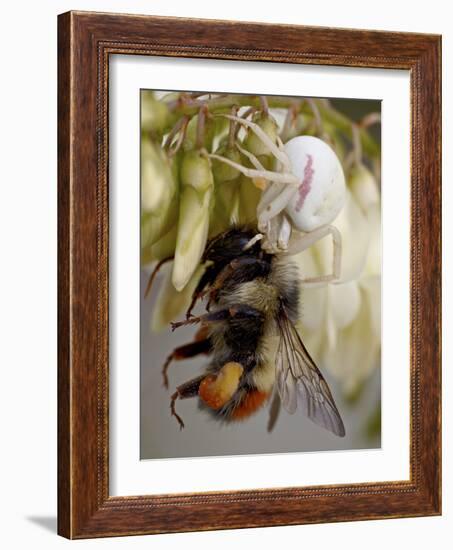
[
  {"x1": 284, "y1": 225, "x2": 342, "y2": 286},
  {"x1": 257, "y1": 181, "x2": 286, "y2": 213},
  {"x1": 256, "y1": 183, "x2": 299, "y2": 230},
  {"x1": 235, "y1": 142, "x2": 266, "y2": 171},
  {"x1": 275, "y1": 135, "x2": 287, "y2": 154},
  {"x1": 209, "y1": 153, "x2": 297, "y2": 186},
  {"x1": 260, "y1": 214, "x2": 292, "y2": 253},
  {"x1": 277, "y1": 215, "x2": 292, "y2": 250},
  {"x1": 218, "y1": 114, "x2": 292, "y2": 171}
]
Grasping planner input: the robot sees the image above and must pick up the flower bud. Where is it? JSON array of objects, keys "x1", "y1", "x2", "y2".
[
  {"x1": 210, "y1": 179, "x2": 241, "y2": 235},
  {"x1": 211, "y1": 145, "x2": 242, "y2": 183},
  {"x1": 180, "y1": 150, "x2": 214, "y2": 194},
  {"x1": 141, "y1": 225, "x2": 177, "y2": 266},
  {"x1": 348, "y1": 163, "x2": 379, "y2": 213},
  {"x1": 238, "y1": 175, "x2": 262, "y2": 224},
  {"x1": 172, "y1": 185, "x2": 213, "y2": 291},
  {"x1": 282, "y1": 113, "x2": 310, "y2": 142},
  {"x1": 141, "y1": 205, "x2": 178, "y2": 251},
  {"x1": 243, "y1": 112, "x2": 278, "y2": 157},
  {"x1": 141, "y1": 139, "x2": 175, "y2": 214},
  {"x1": 141, "y1": 144, "x2": 179, "y2": 248},
  {"x1": 141, "y1": 91, "x2": 171, "y2": 136},
  {"x1": 182, "y1": 114, "x2": 215, "y2": 152}
]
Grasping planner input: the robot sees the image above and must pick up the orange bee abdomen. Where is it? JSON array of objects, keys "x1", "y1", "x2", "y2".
[
  {"x1": 199, "y1": 362, "x2": 244, "y2": 410},
  {"x1": 231, "y1": 390, "x2": 270, "y2": 420}
]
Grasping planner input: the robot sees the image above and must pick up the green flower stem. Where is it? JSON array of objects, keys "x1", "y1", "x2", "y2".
[{"x1": 166, "y1": 94, "x2": 380, "y2": 158}]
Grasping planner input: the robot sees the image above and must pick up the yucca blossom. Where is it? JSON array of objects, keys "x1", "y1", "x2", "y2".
[{"x1": 295, "y1": 165, "x2": 381, "y2": 396}]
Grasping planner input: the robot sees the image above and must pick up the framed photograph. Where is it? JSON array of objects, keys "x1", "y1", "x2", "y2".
[{"x1": 58, "y1": 11, "x2": 441, "y2": 539}]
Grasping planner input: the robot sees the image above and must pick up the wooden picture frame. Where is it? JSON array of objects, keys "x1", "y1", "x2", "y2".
[{"x1": 58, "y1": 10, "x2": 441, "y2": 539}]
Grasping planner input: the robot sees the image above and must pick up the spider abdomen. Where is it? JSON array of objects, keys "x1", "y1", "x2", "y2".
[{"x1": 283, "y1": 135, "x2": 346, "y2": 232}]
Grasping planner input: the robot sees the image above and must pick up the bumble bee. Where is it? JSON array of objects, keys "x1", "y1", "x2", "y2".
[{"x1": 156, "y1": 226, "x2": 345, "y2": 437}]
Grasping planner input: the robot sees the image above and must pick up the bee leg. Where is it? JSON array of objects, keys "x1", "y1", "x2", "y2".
[
  {"x1": 162, "y1": 338, "x2": 211, "y2": 389},
  {"x1": 170, "y1": 392, "x2": 185, "y2": 430},
  {"x1": 171, "y1": 308, "x2": 230, "y2": 331},
  {"x1": 170, "y1": 374, "x2": 205, "y2": 430},
  {"x1": 172, "y1": 304, "x2": 263, "y2": 331},
  {"x1": 186, "y1": 291, "x2": 202, "y2": 319},
  {"x1": 185, "y1": 264, "x2": 218, "y2": 319}
]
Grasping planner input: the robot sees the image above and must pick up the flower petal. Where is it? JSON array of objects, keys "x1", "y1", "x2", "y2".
[
  {"x1": 363, "y1": 204, "x2": 382, "y2": 277},
  {"x1": 299, "y1": 285, "x2": 327, "y2": 331},
  {"x1": 322, "y1": 286, "x2": 380, "y2": 396},
  {"x1": 141, "y1": 139, "x2": 175, "y2": 214},
  {"x1": 181, "y1": 150, "x2": 214, "y2": 193},
  {"x1": 141, "y1": 91, "x2": 171, "y2": 136},
  {"x1": 360, "y1": 276, "x2": 381, "y2": 340},
  {"x1": 141, "y1": 203, "x2": 178, "y2": 250},
  {"x1": 238, "y1": 175, "x2": 262, "y2": 224},
  {"x1": 314, "y1": 189, "x2": 370, "y2": 283},
  {"x1": 294, "y1": 248, "x2": 327, "y2": 330},
  {"x1": 144, "y1": 225, "x2": 177, "y2": 265},
  {"x1": 172, "y1": 186, "x2": 212, "y2": 291},
  {"x1": 328, "y1": 281, "x2": 361, "y2": 330},
  {"x1": 348, "y1": 163, "x2": 380, "y2": 213},
  {"x1": 295, "y1": 321, "x2": 325, "y2": 363}
]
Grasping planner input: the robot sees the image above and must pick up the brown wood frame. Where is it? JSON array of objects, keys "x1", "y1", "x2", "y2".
[{"x1": 58, "y1": 10, "x2": 442, "y2": 539}]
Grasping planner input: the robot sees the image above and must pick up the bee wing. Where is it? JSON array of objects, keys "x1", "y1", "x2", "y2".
[
  {"x1": 267, "y1": 388, "x2": 281, "y2": 433},
  {"x1": 275, "y1": 311, "x2": 346, "y2": 437}
]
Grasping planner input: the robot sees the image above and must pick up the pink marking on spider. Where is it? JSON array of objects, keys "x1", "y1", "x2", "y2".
[{"x1": 295, "y1": 154, "x2": 314, "y2": 212}]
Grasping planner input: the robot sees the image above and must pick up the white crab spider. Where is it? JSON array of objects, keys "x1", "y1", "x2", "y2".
[{"x1": 209, "y1": 114, "x2": 346, "y2": 286}]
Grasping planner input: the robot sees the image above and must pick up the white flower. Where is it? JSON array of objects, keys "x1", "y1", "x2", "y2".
[
  {"x1": 141, "y1": 139, "x2": 175, "y2": 215},
  {"x1": 172, "y1": 150, "x2": 215, "y2": 291},
  {"x1": 141, "y1": 139, "x2": 179, "y2": 250},
  {"x1": 296, "y1": 175, "x2": 381, "y2": 397},
  {"x1": 172, "y1": 185, "x2": 213, "y2": 291}
]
